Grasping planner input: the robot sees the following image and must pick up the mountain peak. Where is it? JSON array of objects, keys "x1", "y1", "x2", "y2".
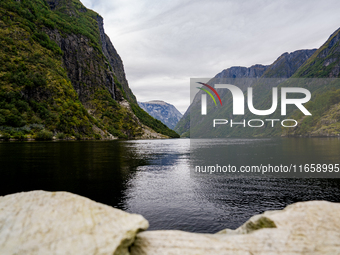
[
  {"x1": 138, "y1": 101, "x2": 182, "y2": 130},
  {"x1": 263, "y1": 49, "x2": 317, "y2": 78},
  {"x1": 143, "y1": 100, "x2": 168, "y2": 105},
  {"x1": 215, "y1": 64, "x2": 268, "y2": 79}
]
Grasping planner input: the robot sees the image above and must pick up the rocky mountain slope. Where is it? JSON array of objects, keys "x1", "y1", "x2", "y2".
[
  {"x1": 174, "y1": 49, "x2": 316, "y2": 137},
  {"x1": 215, "y1": 64, "x2": 269, "y2": 79},
  {"x1": 286, "y1": 27, "x2": 340, "y2": 136},
  {"x1": 0, "y1": 0, "x2": 179, "y2": 139},
  {"x1": 138, "y1": 100, "x2": 182, "y2": 130}
]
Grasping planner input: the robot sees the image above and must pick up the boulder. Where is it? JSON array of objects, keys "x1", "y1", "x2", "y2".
[
  {"x1": 130, "y1": 201, "x2": 340, "y2": 255},
  {"x1": 0, "y1": 191, "x2": 148, "y2": 255}
]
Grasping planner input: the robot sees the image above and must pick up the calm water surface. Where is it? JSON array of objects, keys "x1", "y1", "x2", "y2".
[{"x1": 0, "y1": 138, "x2": 340, "y2": 233}]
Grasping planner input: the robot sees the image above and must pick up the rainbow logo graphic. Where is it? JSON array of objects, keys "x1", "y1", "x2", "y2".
[{"x1": 196, "y1": 82, "x2": 223, "y2": 106}]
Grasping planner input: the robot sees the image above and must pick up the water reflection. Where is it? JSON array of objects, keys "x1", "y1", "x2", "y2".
[
  {"x1": 0, "y1": 141, "x2": 142, "y2": 207},
  {"x1": 0, "y1": 138, "x2": 339, "y2": 233},
  {"x1": 122, "y1": 138, "x2": 340, "y2": 233}
]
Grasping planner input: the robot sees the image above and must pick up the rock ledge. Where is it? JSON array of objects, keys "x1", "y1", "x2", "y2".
[
  {"x1": 1, "y1": 191, "x2": 340, "y2": 255},
  {"x1": 0, "y1": 191, "x2": 148, "y2": 255},
  {"x1": 131, "y1": 201, "x2": 340, "y2": 255}
]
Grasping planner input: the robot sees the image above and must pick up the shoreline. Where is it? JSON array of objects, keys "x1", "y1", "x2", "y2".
[{"x1": 2, "y1": 135, "x2": 340, "y2": 142}]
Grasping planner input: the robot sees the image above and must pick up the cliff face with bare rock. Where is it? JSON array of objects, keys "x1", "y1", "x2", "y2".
[{"x1": 0, "y1": 0, "x2": 179, "y2": 140}]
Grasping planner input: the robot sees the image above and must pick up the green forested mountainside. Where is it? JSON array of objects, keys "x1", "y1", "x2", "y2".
[
  {"x1": 284, "y1": 88, "x2": 340, "y2": 136},
  {"x1": 293, "y1": 28, "x2": 340, "y2": 78},
  {"x1": 174, "y1": 109, "x2": 190, "y2": 137},
  {"x1": 284, "y1": 27, "x2": 340, "y2": 136},
  {"x1": 0, "y1": 0, "x2": 179, "y2": 140},
  {"x1": 175, "y1": 27, "x2": 340, "y2": 138}
]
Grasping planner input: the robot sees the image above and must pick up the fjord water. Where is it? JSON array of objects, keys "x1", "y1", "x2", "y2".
[{"x1": 0, "y1": 138, "x2": 340, "y2": 233}]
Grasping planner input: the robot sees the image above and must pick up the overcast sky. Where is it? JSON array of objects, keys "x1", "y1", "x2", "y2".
[{"x1": 81, "y1": 0, "x2": 340, "y2": 113}]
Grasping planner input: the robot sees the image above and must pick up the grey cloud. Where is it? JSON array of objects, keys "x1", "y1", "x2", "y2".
[{"x1": 81, "y1": 0, "x2": 340, "y2": 113}]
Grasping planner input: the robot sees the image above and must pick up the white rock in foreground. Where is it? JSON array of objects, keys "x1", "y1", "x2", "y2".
[
  {"x1": 0, "y1": 191, "x2": 148, "y2": 255},
  {"x1": 131, "y1": 201, "x2": 340, "y2": 255}
]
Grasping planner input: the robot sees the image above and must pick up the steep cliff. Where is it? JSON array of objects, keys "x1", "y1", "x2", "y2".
[
  {"x1": 0, "y1": 0, "x2": 179, "y2": 139},
  {"x1": 215, "y1": 64, "x2": 269, "y2": 79},
  {"x1": 293, "y1": 28, "x2": 340, "y2": 78},
  {"x1": 138, "y1": 101, "x2": 183, "y2": 130},
  {"x1": 263, "y1": 49, "x2": 316, "y2": 78}
]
